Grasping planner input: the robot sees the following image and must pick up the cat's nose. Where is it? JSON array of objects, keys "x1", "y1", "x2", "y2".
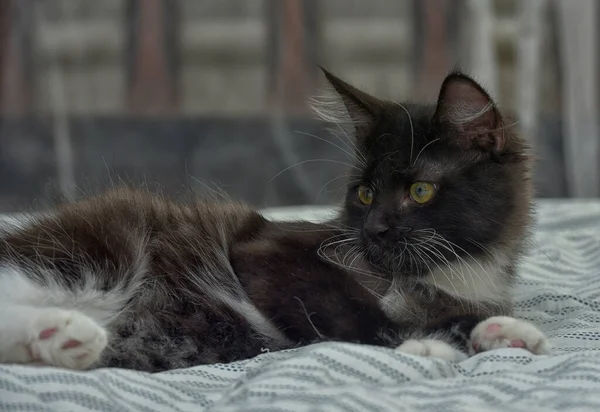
[
  {"x1": 365, "y1": 223, "x2": 391, "y2": 241},
  {"x1": 365, "y1": 224, "x2": 412, "y2": 243}
]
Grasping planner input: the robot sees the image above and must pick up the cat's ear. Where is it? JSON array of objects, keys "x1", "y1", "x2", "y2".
[
  {"x1": 311, "y1": 67, "x2": 381, "y2": 138},
  {"x1": 433, "y1": 72, "x2": 505, "y2": 153}
]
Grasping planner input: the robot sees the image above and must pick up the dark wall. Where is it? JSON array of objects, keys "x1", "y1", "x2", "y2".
[
  {"x1": 0, "y1": 116, "x2": 350, "y2": 212},
  {"x1": 0, "y1": 114, "x2": 565, "y2": 213}
]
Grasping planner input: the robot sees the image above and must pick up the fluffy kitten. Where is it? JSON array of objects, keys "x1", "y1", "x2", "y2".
[
  {"x1": 319, "y1": 68, "x2": 532, "y2": 322},
  {"x1": 314, "y1": 68, "x2": 548, "y2": 358},
  {"x1": 0, "y1": 70, "x2": 549, "y2": 372}
]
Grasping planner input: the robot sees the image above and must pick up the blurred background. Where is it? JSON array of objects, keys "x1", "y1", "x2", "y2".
[{"x1": 0, "y1": 0, "x2": 596, "y2": 212}]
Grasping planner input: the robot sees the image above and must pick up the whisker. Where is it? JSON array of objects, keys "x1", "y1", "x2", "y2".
[
  {"x1": 294, "y1": 130, "x2": 366, "y2": 168},
  {"x1": 415, "y1": 241, "x2": 468, "y2": 312},
  {"x1": 317, "y1": 243, "x2": 388, "y2": 282},
  {"x1": 430, "y1": 235, "x2": 498, "y2": 295},
  {"x1": 294, "y1": 296, "x2": 326, "y2": 340},
  {"x1": 334, "y1": 123, "x2": 367, "y2": 165},
  {"x1": 411, "y1": 138, "x2": 440, "y2": 167},
  {"x1": 316, "y1": 176, "x2": 361, "y2": 201},
  {"x1": 412, "y1": 243, "x2": 466, "y2": 312},
  {"x1": 394, "y1": 102, "x2": 415, "y2": 164},
  {"x1": 269, "y1": 221, "x2": 351, "y2": 234},
  {"x1": 427, "y1": 237, "x2": 472, "y2": 289},
  {"x1": 269, "y1": 159, "x2": 361, "y2": 183},
  {"x1": 466, "y1": 238, "x2": 495, "y2": 259},
  {"x1": 413, "y1": 229, "x2": 481, "y2": 300}
]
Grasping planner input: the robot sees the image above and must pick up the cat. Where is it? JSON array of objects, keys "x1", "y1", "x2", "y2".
[{"x1": 0, "y1": 70, "x2": 549, "y2": 372}]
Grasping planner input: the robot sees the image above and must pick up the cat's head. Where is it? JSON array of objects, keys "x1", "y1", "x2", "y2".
[{"x1": 314, "y1": 69, "x2": 532, "y2": 279}]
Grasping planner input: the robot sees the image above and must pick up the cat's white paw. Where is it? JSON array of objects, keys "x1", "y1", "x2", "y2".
[
  {"x1": 26, "y1": 309, "x2": 108, "y2": 369},
  {"x1": 396, "y1": 339, "x2": 467, "y2": 362},
  {"x1": 469, "y1": 316, "x2": 550, "y2": 355}
]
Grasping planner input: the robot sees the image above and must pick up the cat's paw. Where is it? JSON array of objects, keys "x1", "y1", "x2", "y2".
[
  {"x1": 469, "y1": 316, "x2": 550, "y2": 355},
  {"x1": 396, "y1": 339, "x2": 467, "y2": 362},
  {"x1": 27, "y1": 309, "x2": 108, "y2": 369}
]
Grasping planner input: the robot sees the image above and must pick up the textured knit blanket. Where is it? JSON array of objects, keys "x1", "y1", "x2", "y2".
[{"x1": 1, "y1": 200, "x2": 600, "y2": 412}]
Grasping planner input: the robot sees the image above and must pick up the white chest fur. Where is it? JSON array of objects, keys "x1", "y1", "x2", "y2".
[
  {"x1": 421, "y1": 255, "x2": 510, "y2": 303},
  {"x1": 379, "y1": 254, "x2": 511, "y2": 323}
]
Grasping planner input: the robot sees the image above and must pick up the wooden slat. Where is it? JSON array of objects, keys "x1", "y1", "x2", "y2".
[
  {"x1": 126, "y1": 0, "x2": 179, "y2": 115},
  {"x1": 415, "y1": 0, "x2": 452, "y2": 101},
  {"x1": 467, "y1": 0, "x2": 498, "y2": 97},
  {"x1": 517, "y1": 0, "x2": 548, "y2": 139},
  {"x1": 267, "y1": 0, "x2": 319, "y2": 114},
  {"x1": 0, "y1": 0, "x2": 34, "y2": 114}
]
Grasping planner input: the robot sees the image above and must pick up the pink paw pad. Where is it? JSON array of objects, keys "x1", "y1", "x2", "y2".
[
  {"x1": 61, "y1": 339, "x2": 82, "y2": 350},
  {"x1": 485, "y1": 324, "x2": 502, "y2": 334},
  {"x1": 510, "y1": 340, "x2": 525, "y2": 348},
  {"x1": 39, "y1": 328, "x2": 58, "y2": 340}
]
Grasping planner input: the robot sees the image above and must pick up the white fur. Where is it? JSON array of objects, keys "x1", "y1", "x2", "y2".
[
  {"x1": 396, "y1": 339, "x2": 467, "y2": 362},
  {"x1": 0, "y1": 227, "x2": 150, "y2": 324},
  {"x1": 379, "y1": 282, "x2": 426, "y2": 324},
  {"x1": 0, "y1": 255, "x2": 290, "y2": 369},
  {"x1": 194, "y1": 274, "x2": 291, "y2": 348},
  {"x1": 0, "y1": 211, "x2": 289, "y2": 369},
  {"x1": 421, "y1": 255, "x2": 510, "y2": 304},
  {"x1": 0, "y1": 268, "x2": 110, "y2": 368},
  {"x1": 0, "y1": 230, "x2": 148, "y2": 368},
  {"x1": 309, "y1": 87, "x2": 353, "y2": 125},
  {"x1": 215, "y1": 291, "x2": 292, "y2": 347},
  {"x1": 470, "y1": 316, "x2": 551, "y2": 355},
  {"x1": 181, "y1": 229, "x2": 291, "y2": 348},
  {"x1": 447, "y1": 101, "x2": 495, "y2": 126},
  {"x1": 379, "y1": 288, "x2": 407, "y2": 323},
  {"x1": 0, "y1": 267, "x2": 136, "y2": 326}
]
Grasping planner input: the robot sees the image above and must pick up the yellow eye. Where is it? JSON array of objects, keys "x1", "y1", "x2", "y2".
[
  {"x1": 409, "y1": 182, "x2": 436, "y2": 204},
  {"x1": 357, "y1": 185, "x2": 374, "y2": 205}
]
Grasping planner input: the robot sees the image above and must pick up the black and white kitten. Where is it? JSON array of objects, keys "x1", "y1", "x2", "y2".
[{"x1": 0, "y1": 70, "x2": 549, "y2": 372}]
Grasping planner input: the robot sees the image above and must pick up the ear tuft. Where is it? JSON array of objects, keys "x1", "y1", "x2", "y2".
[
  {"x1": 310, "y1": 68, "x2": 382, "y2": 140},
  {"x1": 434, "y1": 72, "x2": 505, "y2": 153}
]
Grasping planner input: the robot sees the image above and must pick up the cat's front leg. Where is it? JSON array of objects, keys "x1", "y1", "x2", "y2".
[
  {"x1": 0, "y1": 305, "x2": 108, "y2": 369},
  {"x1": 396, "y1": 338, "x2": 467, "y2": 361},
  {"x1": 395, "y1": 315, "x2": 550, "y2": 361},
  {"x1": 469, "y1": 316, "x2": 551, "y2": 355},
  {"x1": 393, "y1": 314, "x2": 478, "y2": 361}
]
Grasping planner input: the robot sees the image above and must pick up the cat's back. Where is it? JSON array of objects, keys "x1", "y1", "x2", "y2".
[
  {"x1": 49, "y1": 187, "x2": 261, "y2": 235},
  {"x1": 0, "y1": 188, "x2": 264, "y2": 285}
]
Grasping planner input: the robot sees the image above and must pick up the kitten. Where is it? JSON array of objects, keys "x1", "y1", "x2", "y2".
[
  {"x1": 313, "y1": 68, "x2": 549, "y2": 358},
  {"x1": 0, "y1": 71, "x2": 549, "y2": 372},
  {"x1": 317, "y1": 68, "x2": 531, "y2": 323}
]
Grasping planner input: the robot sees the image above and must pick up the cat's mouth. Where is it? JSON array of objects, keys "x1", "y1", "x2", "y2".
[
  {"x1": 363, "y1": 239, "x2": 411, "y2": 273},
  {"x1": 362, "y1": 234, "x2": 437, "y2": 278}
]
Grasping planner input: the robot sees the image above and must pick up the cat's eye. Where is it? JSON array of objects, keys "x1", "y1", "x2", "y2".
[
  {"x1": 357, "y1": 185, "x2": 374, "y2": 205},
  {"x1": 409, "y1": 182, "x2": 436, "y2": 204}
]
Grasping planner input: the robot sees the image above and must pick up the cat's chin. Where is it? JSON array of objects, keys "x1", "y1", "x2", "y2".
[
  {"x1": 364, "y1": 246, "x2": 401, "y2": 273},
  {"x1": 364, "y1": 246, "x2": 429, "y2": 278}
]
